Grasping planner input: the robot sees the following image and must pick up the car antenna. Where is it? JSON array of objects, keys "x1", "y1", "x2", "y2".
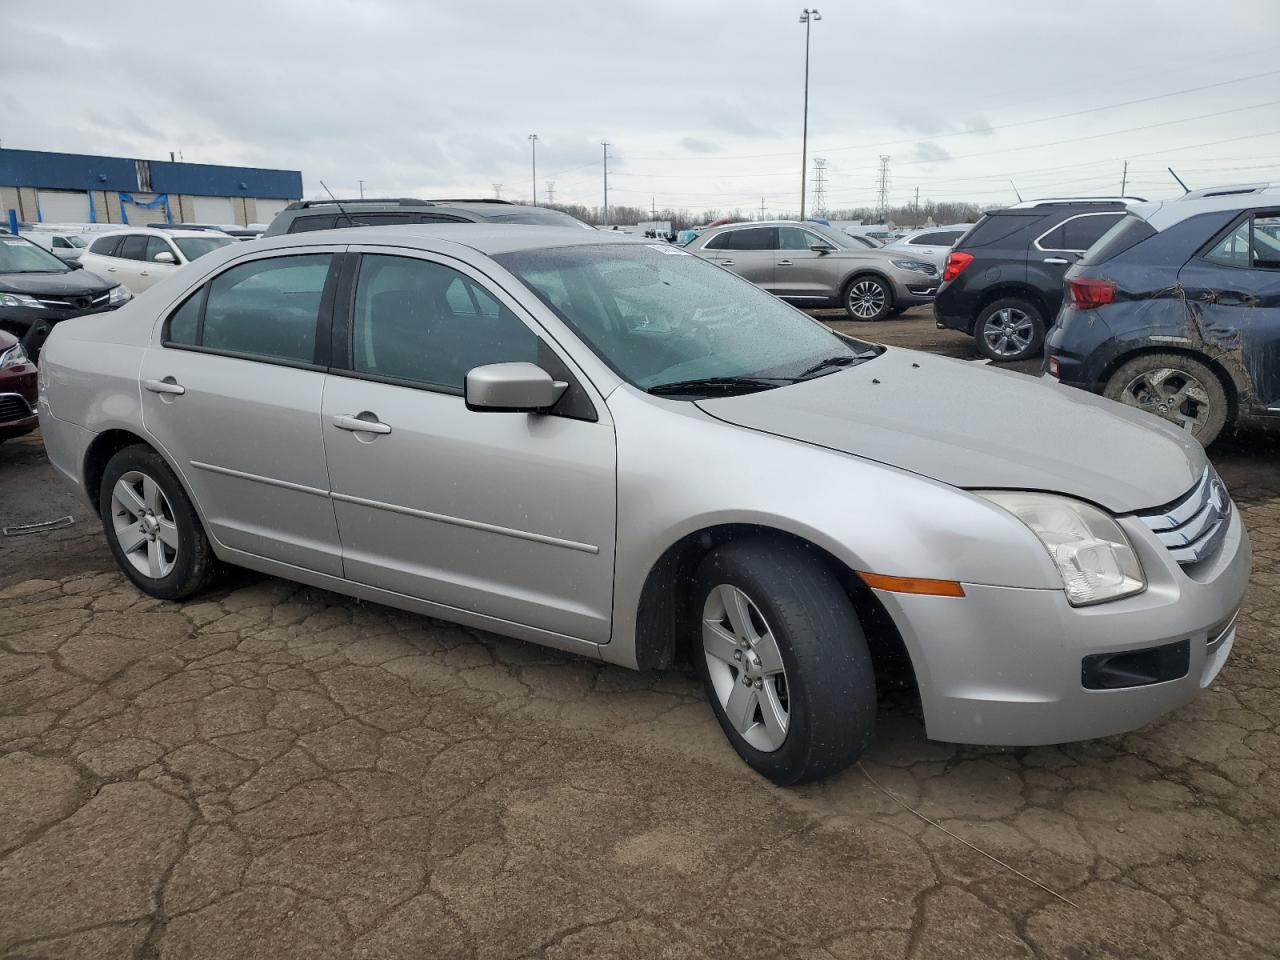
[
  {"x1": 1009, "y1": 180, "x2": 1023, "y2": 202},
  {"x1": 1167, "y1": 167, "x2": 1190, "y2": 194},
  {"x1": 318, "y1": 180, "x2": 355, "y2": 224}
]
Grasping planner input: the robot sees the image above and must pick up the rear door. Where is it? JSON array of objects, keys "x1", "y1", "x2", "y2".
[
  {"x1": 1031, "y1": 211, "x2": 1126, "y2": 313},
  {"x1": 1181, "y1": 210, "x2": 1280, "y2": 411},
  {"x1": 707, "y1": 227, "x2": 776, "y2": 288},
  {"x1": 112, "y1": 235, "x2": 150, "y2": 293}
]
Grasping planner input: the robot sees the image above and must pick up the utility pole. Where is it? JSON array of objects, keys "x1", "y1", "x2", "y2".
[
  {"x1": 1120, "y1": 160, "x2": 1128, "y2": 195},
  {"x1": 651, "y1": 197, "x2": 656, "y2": 220},
  {"x1": 914, "y1": 185, "x2": 920, "y2": 224},
  {"x1": 760, "y1": 197, "x2": 767, "y2": 221},
  {"x1": 492, "y1": 183, "x2": 503, "y2": 200},
  {"x1": 546, "y1": 181, "x2": 555, "y2": 205},
  {"x1": 601, "y1": 141, "x2": 610, "y2": 227},
  {"x1": 798, "y1": 9, "x2": 822, "y2": 221},
  {"x1": 875, "y1": 155, "x2": 891, "y2": 222},
  {"x1": 358, "y1": 179, "x2": 366, "y2": 200},
  {"x1": 528, "y1": 134, "x2": 538, "y2": 205},
  {"x1": 812, "y1": 158, "x2": 827, "y2": 218}
]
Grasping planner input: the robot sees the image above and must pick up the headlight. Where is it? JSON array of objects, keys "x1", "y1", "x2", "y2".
[
  {"x1": 0, "y1": 293, "x2": 44, "y2": 309},
  {"x1": 0, "y1": 342, "x2": 30, "y2": 368},
  {"x1": 976, "y1": 491, "x2": 1145, "y2": 606},
  {"x1": 108, "y1": 285, "x2": 132, "y2": 305},
  {"x1": 890, "y1": 258, "x2": 930, "y2": 273}
]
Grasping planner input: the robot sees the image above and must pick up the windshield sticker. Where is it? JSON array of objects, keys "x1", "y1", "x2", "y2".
[{"x1": 646, "y1": 244, "x2": 690, "y2": 255}]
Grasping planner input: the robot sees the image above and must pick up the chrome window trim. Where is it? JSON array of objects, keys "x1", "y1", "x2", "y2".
[{"x1": 1033, "y1": 212, "x2": 1126, "y2": 254}]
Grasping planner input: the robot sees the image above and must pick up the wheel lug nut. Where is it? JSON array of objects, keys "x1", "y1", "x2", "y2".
[
  {"x1": 733, "y1": 650, "x2": 742, "y2": 661},
  {"x1": 742, "y1": 675, "x2": 753, "y2": 686},
  {"x1": 754, "y1": 679, "x2": 763, "y2": 689}
]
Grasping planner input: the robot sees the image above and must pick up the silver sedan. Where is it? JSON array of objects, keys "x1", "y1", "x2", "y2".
[{"x1": 38, "y1": 225, "x2": 1250, "y2": 784}]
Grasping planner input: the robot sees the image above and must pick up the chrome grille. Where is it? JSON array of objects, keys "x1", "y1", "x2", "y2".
[
  {"x1": 0, "y1": 393, "x2": 34, "y2": 423},
  {"x1": 1136, "y1": 466, "x2": 1232, "y2": 566},
  {"x1": 34, "y1": 291, "x2": 110, "y2": 311}
]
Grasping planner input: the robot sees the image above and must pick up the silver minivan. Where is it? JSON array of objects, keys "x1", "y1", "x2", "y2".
[{"x1": 38, "y1": 225, "x2": 1250, "y2": 784}]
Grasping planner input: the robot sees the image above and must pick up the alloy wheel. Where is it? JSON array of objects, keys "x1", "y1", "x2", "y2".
[
  {"x1": 1117, "y1": 367, "x2": 1211, "y2": 433},
  {"x1": 702, "y1": 584, "x2": 790, "y2": 752},
  {"x1": 981, "y1": 307, "x2": 1035, "y2": 358},
  {"x1": 847, "y1": 280, "x2": 887, "y2": 319},
  {"x1": 110, "y1": 470, "x2": 179, "y2": 579}
]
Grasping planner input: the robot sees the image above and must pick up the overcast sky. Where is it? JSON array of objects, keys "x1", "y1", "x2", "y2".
[{"x1": 3, "y1": 0, "x2": 1279, "y2": 216}]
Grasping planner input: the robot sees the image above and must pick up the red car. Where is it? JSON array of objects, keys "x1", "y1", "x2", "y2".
[{"x1": 0, "y1": 329, "x2": 38, "y2": 442}]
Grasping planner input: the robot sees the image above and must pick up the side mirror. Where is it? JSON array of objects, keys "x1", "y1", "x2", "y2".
[
  {"x1": 465, "y1": 362, "x2": 567, "y2": 413},
  {"x1": 67, "y1": 260, "x2": 83, "y2": 270},
  {"x1": 153, "y1": 251, "x2": 177, "y2": 264},
  {"x1": 809, "y1": 242, "x2": 836, "y2": 254}
]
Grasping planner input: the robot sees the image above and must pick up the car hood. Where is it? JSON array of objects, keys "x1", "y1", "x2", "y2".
[
  {"x1": 695, "y1": 349, "x2": 1206, "y2": 513},
  {"x1": 0, "y1": 270, "x2": 113, "y2": 296}
]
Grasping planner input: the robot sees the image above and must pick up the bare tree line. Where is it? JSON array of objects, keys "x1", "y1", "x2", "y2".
[{"x1": 543, "y1": 199, "x2": 990, "y2": 230}]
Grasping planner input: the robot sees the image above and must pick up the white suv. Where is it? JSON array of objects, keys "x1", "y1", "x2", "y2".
[{"x1": 79, "y1": 228, "x2": 235, "y2": 294}]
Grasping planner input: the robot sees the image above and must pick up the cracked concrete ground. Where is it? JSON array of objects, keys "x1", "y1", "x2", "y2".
[{"x1": 1, "y1": 310, "x2": 1278, "y2": 959}]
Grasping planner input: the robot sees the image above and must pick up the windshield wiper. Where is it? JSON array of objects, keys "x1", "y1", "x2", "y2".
[
  {"x1": 796, "y1": 353, "x2": 872, "y2": 379},
  {"x1": 647, "y1": 376, "x2": 793, "y2": 397}
]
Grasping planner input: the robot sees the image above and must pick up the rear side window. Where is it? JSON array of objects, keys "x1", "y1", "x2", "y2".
[
  {"x1": 1205, "y1": 213, "x2": 1280, "y2": 270},
  {"x1": 164, "y1": 254, "x2": 333, "y2": 364},
  {"x1": 1037, "y1": 213, "x2": 1124, "y2": 252},
  {"x1": 720, "y1": 227, "x2": 776, "y2": 251},
  {"x1": 89, "y1": 235, "x2": 121, "y2": 256},
  {"x1": 910, "y1": 231, "x2": 962, "y2": 245},
  {"x1": 287, "y1": 215, "x2": 336, "y2": 233},
  {"x1": 1080, "y1": 214, "x2": 1157, "y2": 266},
  {"x1": 702, "y1": 232, "x2": 731, "y2": 250},
  {"x1": 957, "y1": 213, "x2": 1039, "y2": 249},
  {"x1": 118, "y1": 236, "x2": 148, "y2": 261}
]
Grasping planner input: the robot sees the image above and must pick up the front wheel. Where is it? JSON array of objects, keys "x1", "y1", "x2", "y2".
[
  {"x1": 1102, "y1": 352, "x2": 1230, "y2": 445},
  {"x1": 692, "y1": 538, "x2": 877, "y2": 785},
  {"x1": 974, "y1": 298, "x2": 1045, "y2": 362},
  {"x1": 99, "y1": 445, "x2": 219, "y2": 600},
  {"x1": 844, "y1": 276, "x2": 893, "y2": 321}
]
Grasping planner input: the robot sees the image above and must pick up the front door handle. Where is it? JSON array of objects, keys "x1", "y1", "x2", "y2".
[
  {"x1": 140, "y1": 271, "x2": 151, "y2": 277},
  {"x1": 720, "y1": 259, "x2": 735, "y2": 266},
  {"x1": 107, "y1": 266, "x2": 118, "y2": 272},
  {"x1": 143, "y1": 377, "x2": 185, "y2": 396},
  {"x1": 777, "y1": 259, "x2": 794, "y2": 266},
  {"x1": 1042, "y1": 257, "x2": 1071, "y2": 265},
  {"x1": 333, "y1": 413, "x2": 391, "y2": 435}
]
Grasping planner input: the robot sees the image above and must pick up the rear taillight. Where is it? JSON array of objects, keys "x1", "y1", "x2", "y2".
[
  {"x1": 942, "y1": 251, "x2": 973, "y2": 283},
  {"x1": 1047, "y1": 356, "x2": 1062, "y2": 379},
  {"x1": 1066, "y1": 277, "x2": 1115, "y2": 309}
]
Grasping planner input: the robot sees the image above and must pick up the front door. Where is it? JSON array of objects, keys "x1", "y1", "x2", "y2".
[
  {"x1": 139, "y1": 249, "x2": 344, "y2": 575},
  {"x1": 1181, "y1": 211, "x2": 1280, "y2": 411},
  {"x1": 321, "y1": 250, "x2": 617, "y2": 643},
  {"x1": 774, "y1": 225, "x2": 837, "y2": 300}
]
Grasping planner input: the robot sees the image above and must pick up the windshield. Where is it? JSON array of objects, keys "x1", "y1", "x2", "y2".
[
  {"x1": 66, "y1": 235, "x2": 87, "y2": 248},
  {"x1": 174, "y1": 236, "x2": 234, "y2": 261},
  {"x1": 0, "y1": 237, "x2": 70, "y2": 274},
  {"x1": 495, "y1": 242, "x2": 872, "y2": 394},
  {"x1": 488, "y1": 210, "x2": 595, "y2": 230}
]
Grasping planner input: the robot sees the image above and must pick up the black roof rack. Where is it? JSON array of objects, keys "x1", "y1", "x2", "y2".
[
  {"x1": 282, "y1": 197, "x2": 517, "y2": 212},
  {"x1": 425, "y1": 198, "x2": 515, "y2": 205}
]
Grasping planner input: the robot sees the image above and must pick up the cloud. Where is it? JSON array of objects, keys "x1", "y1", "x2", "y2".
[
  {"x1": 912, "y1": 141, "x2": 952, "y2": 163},
  {"x1": 680, "y1": 137, "x2": 718, "y2": 154}
]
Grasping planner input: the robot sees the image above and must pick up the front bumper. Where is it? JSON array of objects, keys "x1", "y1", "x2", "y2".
[
  {"x1": 872, "y1": 504, "x2": 1251, "y2": 745},
  {"x1": 0, "y1": 299, "x2": 123, "y2": 355},
  {"x1": 891, "y1": 275, "x2": 938, "y2": 307}
]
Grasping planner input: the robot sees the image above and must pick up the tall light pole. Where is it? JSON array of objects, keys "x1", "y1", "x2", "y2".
[
  {"x1": 798, "y1": 8, "x2": 821, "y2": 221},
  {"x1": 528, "y1": 134, "x2": 538, "y2": 205}
]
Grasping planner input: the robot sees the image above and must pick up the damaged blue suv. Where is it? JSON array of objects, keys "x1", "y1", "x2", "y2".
[{"x1": 1045, "y1": 184, "x2": 1280, "y2": 445}]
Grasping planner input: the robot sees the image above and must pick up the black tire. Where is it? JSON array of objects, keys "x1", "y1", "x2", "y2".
[
  {"x1": 691, "y1": 537, "x2": 876, "y2": 785},
  {"x1": 99, "y1": 445, "x2": 218, "y2": 600},
  {"x1": 843, "y1": 275, "x2": 893, "y2": 322},
  {"x1": 974, "y1": 297, "x2": 1045, "y2": 362},
  {"x1": 1102, "y1": 352, "x2": 1230, "y2": 446}
]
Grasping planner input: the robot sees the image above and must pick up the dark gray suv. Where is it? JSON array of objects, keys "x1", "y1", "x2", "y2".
[{"x1": 262, "y1": 197, "x2": 594, "y2": 237}]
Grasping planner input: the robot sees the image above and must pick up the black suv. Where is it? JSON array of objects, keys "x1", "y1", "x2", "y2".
[
  {"x1": 934, "y1": 198, "x2": 1137, "y2": 361},
  {"x1": 261, "y1": 198, "x2": 593, "y2": 237},
  {"x1": 1046, "y1": 184, "x2": 1280, "y2": 446}
]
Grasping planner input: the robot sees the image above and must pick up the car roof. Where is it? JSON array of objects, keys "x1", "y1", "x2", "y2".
[
  {"x1": 1133, "y1": 183, "x2": 1280, "y2": 231},
  {"x1": 252, "y1": 223, "x2": 639, "y2": 257},
  {"x1": 91, "y1": 227, "x2": 228, "y2": 239}
]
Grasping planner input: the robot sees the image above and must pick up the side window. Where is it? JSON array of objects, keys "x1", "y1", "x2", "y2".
[
  {"x1": 1205, "y1": 221, "x2": 1251, "y2": 267},
  {"x1": 1253, "y1": 215, "x2": 1280, "y2": 270},
  {"x1": 1037, "y1": 220, "x2": 1067, "y2": 251},
  {"x1": 779, "y1": 227, "x2": 821, "y2": 250},
  {"x1": 1206, "y1": 214, "x2": 1280, "y2": 270},
  {"x1": 52, "y1": 237, "x2": 69, "y2": 249},
  {"x1": 165, "y1": 289, "x2": 203, "y2": 346},
  {"x1": 703, "y1": 232, "x2": 731, "y2": 251},
  {"x1": 1062, "y1": 214, "x2": 1124, "y2": 252},
  {"x1": 118, "y1": 235, "x2": 148, "y2": 261},
  {"x1": 89, "y1": 235, "x2": 120, "y2": 256},
  {"x1": 201, "y1": 254, "x2": 333, "y2": 363},
  {"x1": 144, "y1": 237, "x2": 173, "y2": 262},
  {"x1": 724, "y1": 227, "x2": 776, "y2": 251},
  {"x1": 912, "y1": 231, "x2": 962, "y2": 245},
  {"x1": 287, "y1": 215, "x2": 336, "y2": 233},
  {"x1": 351, "y1": 255, "x2": 538, "y2": 392}
]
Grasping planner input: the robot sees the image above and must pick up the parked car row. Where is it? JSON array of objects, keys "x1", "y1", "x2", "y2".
[{"x1": 935, "y1": 184, "x2": 1280, "y2": 445}]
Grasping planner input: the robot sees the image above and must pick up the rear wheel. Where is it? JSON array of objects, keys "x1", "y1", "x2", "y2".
[
  {"x1": 99, "y1": 445, "x2": 219, "y2": 600},
  {"x1": 692, "y1": 538, "x2": 877, "y2": 785},
  {"x1": 1103, "y1": 352, "x2": 1230, "y2": 445},
  {"x1": 974, "y1": 297, "x2": 1044, "y2": 362},
  {"x1": 844, "y1": 276, "x2": 893, "y2": 321}
]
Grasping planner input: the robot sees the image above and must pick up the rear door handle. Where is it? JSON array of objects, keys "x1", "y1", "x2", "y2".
[
  {"x1": 720, "y1": 259, "x2": 735, "y2": 266},
  {"x1": 333, "y1": 413, "x2": 391, "y2": 435},
  {"x1": 107, "y1": 266, "x2": 118, "y2": 272},
  {"x1": 1042, "y1": 257, "x2": 1071, "y2": 265},
  {"x1": 143, "y1": 378, "x2": 185, "y2": 396},
  {"x1": 777, "y1": 259, "x2": 794, "y2": 266}
]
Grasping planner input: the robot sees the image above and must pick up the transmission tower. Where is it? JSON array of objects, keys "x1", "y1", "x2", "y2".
[
  {"x1": 875, "y1": 156, "x2": 891, "y2": 222},
  {"x1": 811, "y1": 158, "x2": 828, "y2": 217},
  {"x1": 492, "y1": 183, "x2": 503, "y2": 200},
  {"x1": 546, "y1": 181, "x2": 555, "y2": 205}
]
